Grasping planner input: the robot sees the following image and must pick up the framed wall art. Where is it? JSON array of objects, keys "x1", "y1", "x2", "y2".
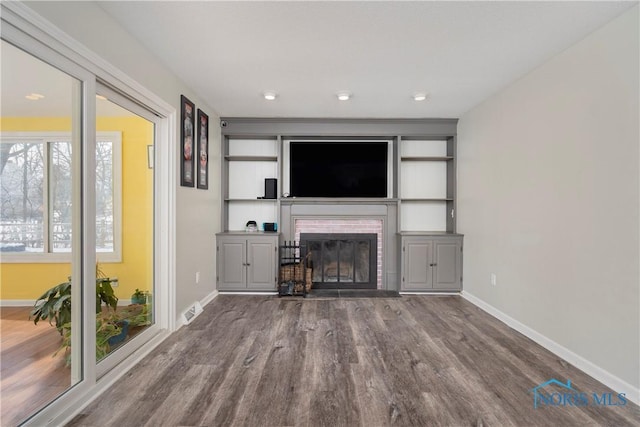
[
  {"x1": 197, "y1": 109, "x2": 209, "y2": 189},
  {"x1": 180, "y1": 95, "x2": 195, "y2": 187}
]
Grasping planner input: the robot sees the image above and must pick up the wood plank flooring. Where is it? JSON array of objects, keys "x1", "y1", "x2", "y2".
[
  {"x1": 0, "y1": 306, "x2": 71, "y2": 427},
  {"x1": 68, "y1": 296, "x2": 639, "y2": 426}
]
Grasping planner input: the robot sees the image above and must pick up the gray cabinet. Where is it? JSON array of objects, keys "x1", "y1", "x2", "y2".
[
  {"x1": 401, "y1": 234, "x2": 462, "y2": 291},
  {"x1": 216, "y1": 233, "x2": 278, "y2": 291}
]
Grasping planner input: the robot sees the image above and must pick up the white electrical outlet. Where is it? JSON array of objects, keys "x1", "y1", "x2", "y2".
[
  {"x1": 195, "y1": 272, "x2": 200, "y2": 284},
  {"x1": 491, "y1": 273, "x2": 497, "y2": 286}
]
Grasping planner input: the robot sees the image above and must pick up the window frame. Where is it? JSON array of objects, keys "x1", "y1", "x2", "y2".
[{"x1": 0, "y1": 130, "x2": 122, "y2": 263}]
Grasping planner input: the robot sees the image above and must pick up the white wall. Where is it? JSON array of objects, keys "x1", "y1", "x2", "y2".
[
  {"x1": 458, "y1": 5, "x2": 639, "y2": 391},
  {"x1": 27, "y1": 1, "x2": 221, "y2": 325}
]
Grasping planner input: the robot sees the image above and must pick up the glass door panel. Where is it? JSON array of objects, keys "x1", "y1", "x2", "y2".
[
  {"x1": 0, "y1": 40, "x2": 82, "y2": 425},
  {"x1": 355, "y1": 241, "x2": 371, "y2": 283},
  {"x1": 339, "y1": 240, "x2": 355, "y2": 283},
  {"x1": 95, "y1": 93, "x2": 155, "y2": 364}
]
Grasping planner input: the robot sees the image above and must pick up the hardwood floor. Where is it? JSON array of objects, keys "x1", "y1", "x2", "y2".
[
  {"x1": 0, "y1": 306, "x2": 71, "y2": 427},
  {"x1": 69, "y1": 296, "x2": 639, "y2": 426}
]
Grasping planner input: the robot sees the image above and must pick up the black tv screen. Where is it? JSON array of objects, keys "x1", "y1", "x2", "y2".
[{"x1": 290, "y1": 141, "x2": 388, "y2": 197}]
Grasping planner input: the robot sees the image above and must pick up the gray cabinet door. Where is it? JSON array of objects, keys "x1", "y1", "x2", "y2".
[
  {"x1": 218, "y1": 238, "x2": 246, "y2": 290},
  {"x1": 402, "y1": 239, "x2": 433, "y2": 291},
  {"x1": 433, "y1": 239, "x2": 462, "y2": 290},
  {"x1": 401, "y1": 234, "x2": 463, "y2": 291},
  {"x1": 247, "y1": 239, "x2": 276, "y2": 290}
]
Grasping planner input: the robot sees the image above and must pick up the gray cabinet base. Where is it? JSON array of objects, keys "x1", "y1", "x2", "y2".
[{"x1": 400, "y1": 234, "x2": 463, "y2": 292}]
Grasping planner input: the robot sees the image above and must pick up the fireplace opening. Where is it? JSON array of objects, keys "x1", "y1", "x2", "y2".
[{"x1": 301, "y1": 233, "x2": 377, "y2": 289}]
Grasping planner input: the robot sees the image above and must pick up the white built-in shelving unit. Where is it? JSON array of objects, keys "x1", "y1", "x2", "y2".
[
  {"x1": 222, "y1": 135, "x2": 457, "y2": 234},
  {"x1": 398, "y1": 137, "x2": 456, "y2": 233},
  {"x1": 223, "y1": 137, "x2": 280, "y2": 231}
]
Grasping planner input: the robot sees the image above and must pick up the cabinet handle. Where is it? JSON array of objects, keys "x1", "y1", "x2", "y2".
[
  {"x1": 430, "y1": 263, "x2": 437, "y2": 267},
  {"x1": 246, "y1": 263, "x2": 251, "y2": 266}
]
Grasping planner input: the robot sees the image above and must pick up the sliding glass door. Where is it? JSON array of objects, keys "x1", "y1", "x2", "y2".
[
  {"x1": 0, "y1": 39, "x2": 85, "y2": 425},
  {"x1": 1, "y1": 13, "x2": 168, "y2": 422},
  {"x1": 0, "y1": 0, "x2": 177, "y2": 421}
]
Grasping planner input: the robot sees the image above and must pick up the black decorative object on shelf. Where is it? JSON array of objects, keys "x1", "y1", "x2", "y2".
[
  {"x1": 263, "y1": 222, "x2": 277, "y2": 232},
  {"x1": 264, "y1": 178, "x2": 277, "y2": 199}
]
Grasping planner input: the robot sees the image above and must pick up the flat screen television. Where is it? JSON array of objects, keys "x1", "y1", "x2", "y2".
[{"x1": 289, "y1": 141, "x2": 388, "y2": 197}]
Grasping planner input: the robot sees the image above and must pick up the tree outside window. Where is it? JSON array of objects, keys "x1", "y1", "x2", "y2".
[{"x1": 0, "y1": 134, "x2": 120, "y2": 259}]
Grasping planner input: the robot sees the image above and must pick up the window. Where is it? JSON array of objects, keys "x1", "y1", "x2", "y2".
[{"x1": 0, "y1": 131, "x2": 122, "y2": 262}]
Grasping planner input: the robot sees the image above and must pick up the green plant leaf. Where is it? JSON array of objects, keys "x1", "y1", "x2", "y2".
[{"x1": 52, "y1": 294, "x2": 71, "y2": 312}]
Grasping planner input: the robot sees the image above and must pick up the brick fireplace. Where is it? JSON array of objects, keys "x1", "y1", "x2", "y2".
[
  {"x1": 280, "y1": 200, "x2": 399, "y2": 291},
  {"x1": 295, "y1": 219, "x2": 383, "y2": 289}
]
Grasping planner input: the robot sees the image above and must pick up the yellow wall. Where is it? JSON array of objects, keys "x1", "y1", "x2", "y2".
[{"x1": 0, "y1": 116, "x2": 153, "y2": 302}]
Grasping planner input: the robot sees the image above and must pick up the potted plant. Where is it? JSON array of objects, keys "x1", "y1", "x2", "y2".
[
  {"x1": 30, "y1": 265, "x2": 118, "y2": 333},
  {"x1": 57, "y1": 302, "x2": 151, "y2": 365},
  {"x1": 130, "y1": 288, "x2": 147, "y2": 305},
  {"x1": 57, "y1": 313, "x2": 129, "y2": 365},
  {"x1": 30, "y1": 280, "x2": 71, "y2": 334},
  {"x1": 117, "y1": 303, "x2": 152, "y2": 328}
]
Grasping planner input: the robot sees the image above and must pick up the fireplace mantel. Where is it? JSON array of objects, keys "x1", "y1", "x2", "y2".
[{"x1": 280, "y1": 198, "x2": 399, "y2": 206}]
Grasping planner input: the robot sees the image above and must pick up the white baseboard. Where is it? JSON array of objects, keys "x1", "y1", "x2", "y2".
[
  {"x1": 400, "y1": 292, "x2": 461, "y2": 296},
  {"x1": 201, "y1": 290, "x2": 219, "y2": 307},
  {"x1": 174, "y1": 290, "x2": 220, "y2": 330},
  {"x1": 461, "y1": 291, "x2": 640, "y2": 405},
  {"x1": 218, "y1": 291, "x2": 278, "y2": 295},
  {"x1": 0, "y1": 299, "x2": 35, "y2": 307},
  {"x1": 3, "y1": 299, "x2": 137, "y2": 307}
]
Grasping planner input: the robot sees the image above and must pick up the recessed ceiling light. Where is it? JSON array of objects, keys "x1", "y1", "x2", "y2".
[
  {"x1": 25, "y1": 93, "x2": 44, "y2": 100},
  {"x1": 413, "y1": 93, "x2": 428, "y2": 101},
  {"x1": 263, "y1": 92, "x2": 277, "y2": 101},
  {"x1": 96, "y1": 94, "x2": 107, "y2": 101},
  {"x1": 337, "y1": 92, "x2": 351, "y2": 101}
]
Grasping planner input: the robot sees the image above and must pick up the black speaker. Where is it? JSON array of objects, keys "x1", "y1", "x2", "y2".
[{"x1": 265, "y1": 178, "x2": 277, "y2": 199}]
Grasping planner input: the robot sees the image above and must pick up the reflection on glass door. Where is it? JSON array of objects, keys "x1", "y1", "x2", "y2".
[
  {"x1": 0, "y1": 40, "x2": 82, "y2": 425},
  {"x1": 94, "y1": 93, "x2": 154, "y2": 365}
]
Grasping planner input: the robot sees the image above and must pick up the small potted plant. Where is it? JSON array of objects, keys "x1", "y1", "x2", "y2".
[
  {"x1": 131, "y1": 288, "x2": 147, "y2": 305},
  {"x1": 57, "y1": 313, "x2": 129, "y2": 365}
]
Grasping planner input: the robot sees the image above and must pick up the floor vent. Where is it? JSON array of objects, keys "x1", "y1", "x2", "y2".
[{"x1": 181, "y1": 301, "x2": 203, "y2": 325}]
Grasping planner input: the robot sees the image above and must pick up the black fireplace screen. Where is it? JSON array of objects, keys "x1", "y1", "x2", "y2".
[{"x1": 300, "y1": 233, "x2": 377, "y2": 289}]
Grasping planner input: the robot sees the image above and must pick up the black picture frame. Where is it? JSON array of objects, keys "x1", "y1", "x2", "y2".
[
  {"x1": 180, "y1": 95, "x2": 195, "y2": 187},
  {"x1": 197, "y1": 109, "x2": 209, "y2": 189}
]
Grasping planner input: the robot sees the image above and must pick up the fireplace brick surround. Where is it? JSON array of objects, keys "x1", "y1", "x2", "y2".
[
  {"x1": 280, "y1": 200, "x2": 399, "y2": 291},
  {"x1": 295, "y1": 219, "x2": 383, "y2": 288}
]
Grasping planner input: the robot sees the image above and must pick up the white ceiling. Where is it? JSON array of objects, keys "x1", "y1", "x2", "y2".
[
  {"x1": 96, "y1": 1, "x2": 636, "y2": 119},
  {"x1": 2, "y1": 2, "x2": 636, "y2": 119}
]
